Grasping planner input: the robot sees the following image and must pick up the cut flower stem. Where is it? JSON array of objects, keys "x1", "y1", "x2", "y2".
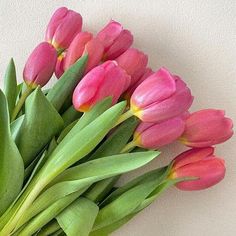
[
  {"x1": 113, "y1": 109, "x2": 134, "y2": 128},
  {"x1": 11, "y1": 85, "x2": 33, "y2": 121}
]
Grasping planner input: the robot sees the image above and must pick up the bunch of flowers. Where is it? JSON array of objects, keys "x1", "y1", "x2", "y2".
[{"x1": 0, "y1": 7, "x2": 233, "y2": 236}]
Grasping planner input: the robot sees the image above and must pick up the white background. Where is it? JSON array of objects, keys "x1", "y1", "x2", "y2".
[{"x1": 0, "y1": 1, "x2": 235, "y2": 235}]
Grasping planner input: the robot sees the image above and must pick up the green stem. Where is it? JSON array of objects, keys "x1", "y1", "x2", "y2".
[
  {"x1": 120, "y1": 141, "x2": 137, "y2": 153},
  {"x1": 113, "y1": 110, "x2": 133, "y2": 128},
  {"x1": 11, "y1": 85, "x2": 33, "y2": 122}
]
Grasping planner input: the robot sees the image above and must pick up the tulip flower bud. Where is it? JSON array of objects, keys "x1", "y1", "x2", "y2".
[
  {"x1": 170, "y1": 147, "x2": 226, "y2": 191},
  {"x1": 124, "y1": 68, "x2": 154, "y2": 99},
  {"x1": 116, "y1": 48, "x2": 148, "y2": 86},
  {"x1": 130, "y1": 67, "x2": 193, "y2": 123},
  {"x1": 55, "y1": 55, "x2": 64, "y2": 78},
  {"x1": 73, "y1": 61, "x2": 131, "y2": 112},
  {"x1": 45, "y1": 7, "x2": 82, "y2": 50},
  {"x1": 56, "y1": 32, "x2": 104, "y2": 78},
  {"x1": 133, "y1": 117, "x2": 185, "y2": 149},
  {"x1": 180, "y1": 109, "x2": 233, "y2": 147},
  {"x1": 23, "y1": 42, "x2": 57, "y2": 88},
  {"x1": 96, "y1": 20, "x2": 133, "y2": 60}
]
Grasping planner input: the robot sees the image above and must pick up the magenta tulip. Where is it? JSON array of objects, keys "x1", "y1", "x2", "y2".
[
  {"x1": 180, "y1": 109, "x2": 233, "y2": 147},
  {"x1": 124, "y1": 68, "x2": 154, "y2": 99},
  {"x1": 55, "y1": 56, "x2": 64, "y2": 78},
  {"x1": 130, "y1": 67, "x2": 193, "y2": 123},
  {"x1": 116, "y1": 48, "x2": 148, "y2": 86},
  {"x1": 170, "y1": 147, "x2": 226, "y2": 191},
  {"x1": 45, "y1": 7, "x2": 82, "y2": 50},
  {"x1": 56, "y1": 32, "x2": 104, "y2": 78},
  {"x1": 73, "y1": 61, "x2": 131, "y2": 112},
  {"x1": 133, "y1": 116, "x2": 185, "y2": 149},
  {"x1": 96, "y1": 20, "x2": 133, "y2": 60},
  {"x1": 23, "y1": 42, "x2": 57, "y2": 88}
]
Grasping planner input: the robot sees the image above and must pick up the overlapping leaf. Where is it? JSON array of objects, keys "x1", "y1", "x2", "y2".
[
  {"x1": 15, "y1": 88, "x2": 64, "y2": 166},
  {"x1": 47, "y1": 55, "x2": 88, "y2": 111},
  {"x1": 16, "y1": 151, "x2": 159, "y2": 229},
  {"x1": 57, "y1": 198, "x2": 99, "y2": 236},
  {"x1": 0, "y1": 90, "x2": 24, "y2": 216}
]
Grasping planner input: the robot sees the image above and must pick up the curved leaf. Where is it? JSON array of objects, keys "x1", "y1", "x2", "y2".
[
  {"x1": 47, "y1": 55, "x2": 88, "y2": 111},
  {"x1": 15, "y1": 151, "x2": 158, "y2": 229},
  {"x1": 3, "y1": 58, "x2": 17, "y2": 116},
  {"x1": 15, "y1": 87, "x2": 64, "y2": 166},
  {"x1": 0, "y1": 90, "x2": 24, "y2": 215},
  {"x1": 15, "y1": 191, "x2": 82, "y2": 236},
  {"x1": 57, "y1": 198, "x2": 98, "y2": 236}
]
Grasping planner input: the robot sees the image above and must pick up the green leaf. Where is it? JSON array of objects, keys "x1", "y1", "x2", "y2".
[
  {"x1": 16, "y1": 83, "x2": 23, "y2": 100},
  {"x1": 88, "y1": 117, "x2": 139, "y2": 161},
  {"x1": 57, "y1": 198, "x2": 99, "y2": 236},
  {"x1": 10, "y1": 115, "x2": 25, "y2": 140},
  {"x1": 0, "y1": 99, "x2": 118, "y2": 234},
  {"x1": 89, "y1": 213, "x2": 134, "y2": 236},
  {"x1": 83, "y1": 117, "x2": 139, "y2": 203},
  {"x1": 91, "y1": 167, "x2": 173, "y2": 235},
  {"x1": 3, "y1": 58, "x2": 17, "y2": 117},
  {"x1": 57, "y1": 119, "x2": 78, "y2": 143},
  {"x1": 15, "y1": 151, "x2": 158, "y2": 229},
  {"x1": 61, "y1": 105, "x2": 82, "y2": 128},
  {"x1": 92, "y1": 180, "x2": 159, "y2": 231},
  {"x1": 0, "y1": 90, "x2": 24, "y2": 216},
  {"x1": 92, "y1": 166, "x2": 167, "y2": 231},
  {"x1": 37, "y1": 220, "x2": 60, "y2": 236},
  {"x1": 84, "y1": 176, "x2": 119, "y2": 203},
  {"x1": 37, "y1": 101, "x2": 126, "y2": 180},
  {"x1": 100, "y1": 164, "x2": 165, "y2": 207},
  {"x1": 51, "y1": 229, "x2": 65, "y2": 236},
  {"x1": 94, "y1": 180, "x2": 176, "y2": 236},
  {"x1": 134, "y1": 179, "x2": 176, "y2": 213},
  {"x1": 47, "y1": 55, "x2": 88, "y2": 111},
  {"x1": 15, "y1": 87, "x2": 64, "y2": 166},
  {"x1": 62, "y1": 97, "x2": 113, "y2": 143},
  {"x1": 15, "y1": 191, "x2": 82, "y2": 236}
]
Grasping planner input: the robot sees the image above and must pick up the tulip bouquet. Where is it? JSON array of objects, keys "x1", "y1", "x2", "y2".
[{"x1": 0, "y1": 7, "x2": 233, "y2": 236}]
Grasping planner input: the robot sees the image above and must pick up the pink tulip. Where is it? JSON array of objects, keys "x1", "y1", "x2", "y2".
[
  {"x1": 124, "y1": 68, "x2": 154, "y2": 99},
  {"x1": 23, "y1": 42, "x2": 57, "y2": 88},
  {"x1": 133, "y1": 116, "x2": 185, "y2": 149},
  {"x1": 116, "y1": 48, "x2": 148, "y2": 86},
  {"x1": 96, "y1": 20, "x2": 133, "y2": 60},
  {"x1": 45, "y1": 7, "x2": 82, "y2": 50},
  {"x1": 55, "y1": 32, "x2": 104, "y2": 78},
  {"x1": 130, "y1": 67, "x2": 193, "y2": 123},
  {"x1": 170, "y1": 147, "x2": 226, "y2": 191},
  {"x1": 73, "y1": 61, "x2": 131, "y2": 112},
  {"x1": 55, "y1": 55, "x2": 65, "y2": 78},
  {"x1": 180, "y1": 109, "x2": 233, "y2": 147}
]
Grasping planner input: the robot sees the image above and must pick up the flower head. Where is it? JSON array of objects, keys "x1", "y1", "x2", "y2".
[
  {"x1": 23, "y1": 42, "x2": 57, "y2": 88},
  {"x1": 73, "y1": 61, "x2": 131, "y2": 112},
  {"x1": 170, "y1": 147, "x2": 226, "y2": 191},
  {"x1": 45, "y1": 7, "x2": 82, "y2": 50},
  {"x1": 180, "y1": 109, "x2": 233, "y2": 147},
  {"x1": 97, "y1": 20, "x2": 133, "y2": 60},
  {"x1": 131, "y1": 67, "x2": 193, "y2": 123}
]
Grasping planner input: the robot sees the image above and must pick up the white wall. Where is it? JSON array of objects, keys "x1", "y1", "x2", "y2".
[{"x1": 0, "y1": 1, "x2": 235, "y2": 235}]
